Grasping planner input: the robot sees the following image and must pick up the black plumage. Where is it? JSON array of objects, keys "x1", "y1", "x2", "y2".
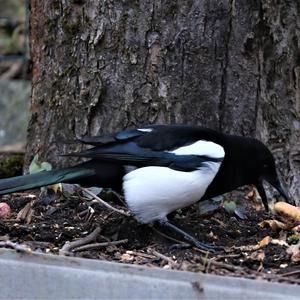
[{"x1": 0, "y1": 125, "x2": 293, "y2": 251}]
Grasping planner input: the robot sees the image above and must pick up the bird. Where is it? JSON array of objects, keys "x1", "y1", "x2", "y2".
[{"x1": 0, "y1": 124, "x2": 293, "y2": 251}]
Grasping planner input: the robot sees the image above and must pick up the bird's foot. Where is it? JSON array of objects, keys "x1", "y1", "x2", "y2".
[
  {"x1": 193, "y1": 240, "x2": 224, "y2": 252},
  {"x1": 169, "y1": 243, "x2": 191, "y2": 251},
  {"x1": 169, "y1": 241, "x2": 223, "y2": 253},
  {"x1": 157, "y1": 219, "x2": 224, "y2": 253}
]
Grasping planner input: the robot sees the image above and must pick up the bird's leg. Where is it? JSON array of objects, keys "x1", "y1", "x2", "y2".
[{"x1": 157, "y1": 219, "x2": 223, "y2": 252}]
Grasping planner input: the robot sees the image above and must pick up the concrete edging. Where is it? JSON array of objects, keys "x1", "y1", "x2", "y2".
[{"x1": 0, "y1": 249, "x2": 299, "y2": 299}]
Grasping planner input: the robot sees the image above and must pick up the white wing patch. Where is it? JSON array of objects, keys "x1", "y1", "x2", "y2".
[
  {"x1": 123, "y1": 161, "x2": 222, "y2": 224},
  {"x1": 168, "y1": 140, "x2": 225, "y2": 158},
  {"x1": 138, "y1": 128, "x2": 153, "y2": 133}
]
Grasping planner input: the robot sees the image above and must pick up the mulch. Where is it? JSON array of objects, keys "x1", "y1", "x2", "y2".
[{"x1": 0, "y1": 187, "x2": 300, "y2": 285}]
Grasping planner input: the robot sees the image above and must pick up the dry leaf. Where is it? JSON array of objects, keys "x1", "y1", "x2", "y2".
[
  {"x1": 207, "y1": 231, "x2": 218, "y2": 241},
  {"x1": 245, "y1": 190, "x2": 255, "y2": 200},
  {"x1": 120, "y1": 253, "x2": 134, "y2": 262},
  {"x1": 274, "y1": 202, "x2": 300, "y2": 224},
  {"x1": 257, "y1": 236, "x2": 288, "y2": 250},
  {"x1": 233, "y1": 244, "x2": 259, "y2": 251},
  {"x1": 259, "y1": 219, "x2": 288, "y2": 230},
  {"x1": 292, "y1": 225, "x2": 300, "y2": 232},
  {"x1": 48, "y1": 183, "x2": 63, "y2": 194},
  {"x1": 286, "y1": 243, "x2": 300, "y2": 262},
  {"x1": 249, "y1": 250, "x2": 265, "y2": 262},
  {"x1": 279, "y1": 231, "x2": 287, "y2": 242},
  {"x1": 198, "y1": 199, "x2": 220, "y2": 216},
  {"x1": 271, "y1": 239, "x2": 289, "y2": 247},
  {"x1": 245, "y1": 189, "x2": 263, "y2": 211},
  {"x1": 258, "y1": 236, "x2": 272, "y2": 248},
  {"x1": 16, "y1": 201, "x2": 34, "y2": 224}
]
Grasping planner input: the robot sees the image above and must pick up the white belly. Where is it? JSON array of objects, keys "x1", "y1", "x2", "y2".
[{"x1": 123, "y1": 162, "x2": 221, "y2": 223}]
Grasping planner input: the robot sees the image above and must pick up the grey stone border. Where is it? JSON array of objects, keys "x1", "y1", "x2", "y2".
[{"x1": 0, "y1": 249, "x2": 299, "y2": 299}]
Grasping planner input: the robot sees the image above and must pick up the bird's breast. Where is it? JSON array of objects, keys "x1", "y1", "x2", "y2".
[{"x1": 123, "y1": 161, "x2": 222, "y2": 224}]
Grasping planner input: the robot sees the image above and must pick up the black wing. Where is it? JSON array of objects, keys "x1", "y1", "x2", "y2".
[{"x1": 65, "y1": 125, "x2": 225, "y2": 171}]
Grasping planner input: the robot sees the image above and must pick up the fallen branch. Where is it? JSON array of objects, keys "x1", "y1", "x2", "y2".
[
  {"x1": 127, "y1": 250, "x2": 156, "y2": 259},
  {"x1": 75, "y1": 185, "x2": 131, "y2": 217},
  {"x1": 200, "y1": 255, "x2": 300, "y2": 284},
  {"x1": 0, "y1": 240, "x2": 32, "y2": 253},
  {"x1": 192, "y1": 246, "x2": 214, "y2": 255},
  {"x1": 73, "y1": 239, "x2": 128, "y2": 252},
  {"x1": 59, "y1": 226, "x2": 101, "y2": 256},
  {"x1": 280, "y1": 269, "x2": 300, "y2": 277},
  {"x1": 151, "y1": 249, "x2": 178, "y2": 267}
]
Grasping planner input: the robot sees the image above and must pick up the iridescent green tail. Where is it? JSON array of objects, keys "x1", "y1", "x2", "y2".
[{"x1": 0, "y1": 160, "x2": 124, "y2": 195}]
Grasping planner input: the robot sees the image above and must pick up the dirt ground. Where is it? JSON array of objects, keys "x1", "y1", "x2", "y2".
[{"x1": 0, "y1": 186, "x2": 300, "y2": 285}]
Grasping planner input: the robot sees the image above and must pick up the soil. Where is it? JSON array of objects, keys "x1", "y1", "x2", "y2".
[{"x1": 0, "y1": 187, "x2": 300, "y2": 285}]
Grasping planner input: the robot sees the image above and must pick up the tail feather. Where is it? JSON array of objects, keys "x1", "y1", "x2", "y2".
[
  {"x1": 0, "y1": 166, "x2": 95, "y2": 195},
  {"x1": 0, "y1": 160, "x2": 124, "y2": 195}
]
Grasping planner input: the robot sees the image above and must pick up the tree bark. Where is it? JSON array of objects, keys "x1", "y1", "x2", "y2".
[{"x1": 28, "y1": 0, "x2": 300, "y2": 201}]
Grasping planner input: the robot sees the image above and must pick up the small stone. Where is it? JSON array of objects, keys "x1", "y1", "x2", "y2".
[{"x1": 0, "y1": 202, "x2": 11, "y2": 219}]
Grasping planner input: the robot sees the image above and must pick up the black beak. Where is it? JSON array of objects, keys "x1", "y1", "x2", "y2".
[
  {"x1": 268, "y1": 178, "x2": 295, "y2": 206},
  {"x1": 255, "y1": 181, "x2": 269, "y2": 212},
  {"x1": 255, "y1": 178, "x2": 295, "y2": 212}
]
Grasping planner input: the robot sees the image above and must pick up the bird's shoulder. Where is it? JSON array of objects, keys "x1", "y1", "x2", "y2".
[{"x1": 80, "y1": 124, "x2": 224, "y2": 152}]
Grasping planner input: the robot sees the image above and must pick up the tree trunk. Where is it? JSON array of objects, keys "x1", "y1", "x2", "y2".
[{"x1": 28, "y1": 0, "x2": 300, "y2": 201}]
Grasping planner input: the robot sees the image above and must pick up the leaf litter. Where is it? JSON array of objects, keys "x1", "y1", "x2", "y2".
[{"x1": 0, "y1": 186, "x2": 299, "y2": 285}]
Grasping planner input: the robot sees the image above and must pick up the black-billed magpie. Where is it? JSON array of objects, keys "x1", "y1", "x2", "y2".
[{"x1": 0, "y1": 125, "x2": 293, "y2": 251}]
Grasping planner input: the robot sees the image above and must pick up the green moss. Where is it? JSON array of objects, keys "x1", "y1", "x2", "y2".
[
  {"x1": 123, "y1": 10, "x2": 129, "y2": 19},
  {"x1": 48, "y1": 96, "x2": 58, "y2": 108},
  {"x1": 166, "y1": 2, "x2": 179, "y2": 18},
  {"x1": 288, "y1": 234, "x2": 300, "y2": 244},
  {"x1": 84, "y1": 15, "x2": 91, "y2": 25},
  {"x1": 62, "y1": 21, "x2": 79, "y2": 36},
  {"x1": 51, "y1": 0, "x2": 61, "y2": 10},
  {"x1": 45, "y1": 19, "x2": 57, "y2": 33},
  {"x1": 0, "y1": 154, "x2": 24, "y2": 178}
]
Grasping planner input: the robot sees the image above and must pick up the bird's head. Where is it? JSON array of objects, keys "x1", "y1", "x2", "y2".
[{"x1": 253, "y1": 141, "x2": 294, "y2": 208}]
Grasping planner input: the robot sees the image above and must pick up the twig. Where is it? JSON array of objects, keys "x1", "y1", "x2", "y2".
[
  {"x1": 151, "y1": 249, "x2": 178, "y2": 267},
  {"x1": 79, "y1": 206, "x2": 95, "y2": 222},
  {"x1": 206, "y1": 259, "x2": 241, "y2": 272},
  {"x1": 280, "y1": 269, "x2": 300, "y2": 277},
  {"x1": 276, "y1": 277, "x2": 300, "y2": 284},
  {"x1": 0, "y1": 241, "x2": 32, "y2": 253},
  {"x1": 59, "y1": 226, "x2": 101, "y2": 256},
  {"x1": 214, "y1": 253, "x2": 242, "y2": 260},
  {"x1": 192, "y1": 246, "x2": 214, "y2": 255},
  {"x1": 75, "y1": 185, "x2": 131, "y2": 217},
  {"x1": 25, "y1": 241, "x2": 53, "y2": 248},
  {"x1": 77, "y1": 207, "x2": 91, "y2": 217},
  {"x1": 127, "y1": 250, "x2": 156, "y2": 259},
  {"x1": 202, "y1": 252, "x2": 210, "y2": 273},
  {"x1": 203, "y1": 257, "x2": 300, "y2": 284},
  {"x1": 110, "y1": 190, "x2": 127, "y2": 206},
  {"x1": 73, "y1": 239, "x2": 128, "y2": 252}
]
